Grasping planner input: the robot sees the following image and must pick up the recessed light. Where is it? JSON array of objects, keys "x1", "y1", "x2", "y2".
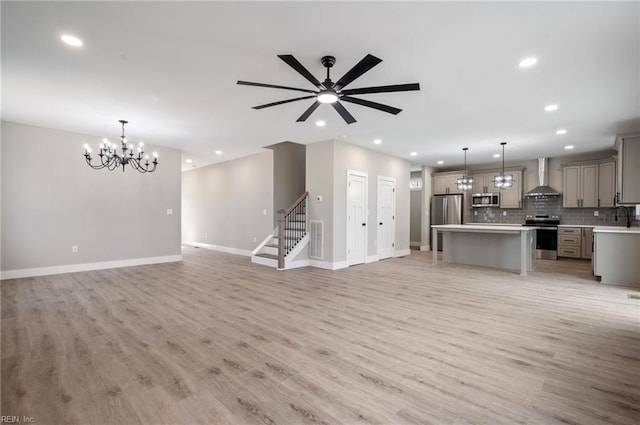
[
  {"x1": 545, "y1": 104, "x2": 558, "y2": 112},
  {"x1": 518, "y1": 57, "x2": 537, "y2": 68},
  {"x1": 315, "y1": 120, "x2": 326, "y2": 127},
  {"x1": 493, "y1": 154, "x2": 501, "y2": 158},
  {"x1": 61, "y1": 34, "x2": 83, "y2": 47},
  {"x1": 564, "y1": 145, "x2": 574, "y2": 150},
  {"x1": 215, "y1": 150, "x2": 223, "y2": 155},
  {"x1": 410, "y1": 152, "x2": 417, "y2": 157},
  {"x1": 556, "y1": 129, "x2": 567, "y2": 135},
  {"x1": 185, "y1": 159, "x2": 193, "y2": 163},
  {"x1": 437, "y1": 160, "x2": 444, "y2": 165},
  {"x1": 373, "y1": 139, "x2": 382, "y2": 145}
]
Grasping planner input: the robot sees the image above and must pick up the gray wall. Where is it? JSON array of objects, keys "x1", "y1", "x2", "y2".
[
  {"x1": 181, "y1": 151, "x2": 274, "y2": 251},
  {"x1": 306, "y1": 140, "x2": 335, "y2": 261},
  {"x1": 306, "y1": 140, "x2": 411, "y2": 264},
  {"x1": 410, "y1": 171, "x2": 422, "y2": 245},
  {"x1": 333, "y1": 141, "x2": 411, "y2": 261},
  {"x1": 268, "y1": 141, "x2": 306, "y2": 215},
  {"x1": 1, "y1": 121, "x2": 182, "y2": 272}
]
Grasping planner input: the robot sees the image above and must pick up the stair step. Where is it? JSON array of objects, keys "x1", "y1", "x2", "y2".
[{"x1": 255, "y1": 253, "x2": 278, "y2": 260}]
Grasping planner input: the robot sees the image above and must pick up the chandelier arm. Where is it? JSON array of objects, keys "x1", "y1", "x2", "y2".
[{"x1": 85, "y1": 156, "x2": 107, "y2": 170}]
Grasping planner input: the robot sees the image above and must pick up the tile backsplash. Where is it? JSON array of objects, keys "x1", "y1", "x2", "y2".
[{"x1": 468, "y1": 195, "x2": 639, "y2": 227}]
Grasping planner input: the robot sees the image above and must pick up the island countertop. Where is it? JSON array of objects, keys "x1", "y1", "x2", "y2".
[
  {"x1": 593, "y1": 226, "x2": 640, "y2": 234},
  {"x1": 432, "y1": 224, "x2": 536, "y2": 232}
]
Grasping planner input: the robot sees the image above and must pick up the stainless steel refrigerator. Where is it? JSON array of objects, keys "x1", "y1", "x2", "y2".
[{"x1": 431, "y1": 194, "x2": 463, "y2": 251}]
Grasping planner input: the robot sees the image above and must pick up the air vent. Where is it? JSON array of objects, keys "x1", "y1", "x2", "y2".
[{"x1": 309, "y1": 221, "x2": 323, "y2": 259}]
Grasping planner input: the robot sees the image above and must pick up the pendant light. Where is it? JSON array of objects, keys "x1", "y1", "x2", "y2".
[
  {"x1": 493, "y1": 142, "x2": 513, "y2": 188},
  {"x1": 456, "y1": 147, "x2": 473, "y2": 190}
]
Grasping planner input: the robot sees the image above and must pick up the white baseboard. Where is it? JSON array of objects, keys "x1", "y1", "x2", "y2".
[
  {"x1": 308, "y1": 259, "x2": 349, "y2": 270},
  {"x1": 394, "y1": 249, "x2": 411, "y2": 257},
  {"x1": 420, "y1": 245, "x2": 430, "y2": 251},
  {"x1": 1, "y1": 254, "x2": 183, "y2": 280},
  {"x1": 183, "y1": 241, "x2": 252, "y2": 257},
  {"x1": 366, "y1": 254, "x2": 379, "y2": 263},
  {"x1": 280, "y1": 260, "x2": 310, "y2": 270}
]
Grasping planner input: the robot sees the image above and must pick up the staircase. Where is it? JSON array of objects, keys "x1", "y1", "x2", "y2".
[{"x1": 252, "y1": 192, "x2": 309, "y2": 270}]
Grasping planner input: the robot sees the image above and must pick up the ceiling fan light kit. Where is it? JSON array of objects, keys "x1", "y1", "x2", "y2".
[{"x1": 237, "y1": 53, "x2": 420, "y2": 124}]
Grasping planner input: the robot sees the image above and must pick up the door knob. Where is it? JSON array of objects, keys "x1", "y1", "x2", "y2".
[
  {"x1": 379, "y1": 222, "x2": 383, "y2": 225},
  {"x1": 362, "y1": 223, "x2": 366, "y2": 226}
]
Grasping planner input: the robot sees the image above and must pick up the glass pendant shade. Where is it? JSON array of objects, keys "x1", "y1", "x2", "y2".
[
  {"x1": 493, "y1": 142, "x2": 513, "y2": 188},
  {"x1": 456, "y1": 147, "x2": 474, "y2": 190}
]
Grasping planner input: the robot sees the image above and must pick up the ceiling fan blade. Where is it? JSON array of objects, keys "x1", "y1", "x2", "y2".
[
  {"x1": 252, "y1": 95, "x2": 316, "y2": 110},
  {"x1": 332, "y1": 101, "x2": 357, "y2": 124},
  {"x1": 340, "y1": 96, "x2": 402, "y2": 115},
  {"x1": 333, "y1": 54, "x2": 383, "y2": 92},
  {"x1": 296, "y1": 101, "x2": 321, "y2": 122},
  {"x1": 237, "y1": 80, "x2": 317, "y2": 94},
  {"x1": 277, "y1": 55, "x2": 323, "y2": 88},
  {"x1": 341, "y1": 83, "x2": 420, "y2": 96}
]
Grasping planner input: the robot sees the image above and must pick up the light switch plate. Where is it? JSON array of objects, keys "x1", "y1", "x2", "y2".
[
  {"x1": 166, "y1": 208, "x2": 173, "y2": 215},
  {"x1": 503, "y1": 211, "x2": 507, "y2": 216}
]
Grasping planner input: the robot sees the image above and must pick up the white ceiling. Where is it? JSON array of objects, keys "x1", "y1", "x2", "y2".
[{"x1": 2, "y1": 1, "x2": 639, "y2": 171}]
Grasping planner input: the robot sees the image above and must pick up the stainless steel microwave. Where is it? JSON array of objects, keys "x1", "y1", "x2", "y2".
[{"x1": 472, "y1": 193, "x2": 500, "y2": 207}]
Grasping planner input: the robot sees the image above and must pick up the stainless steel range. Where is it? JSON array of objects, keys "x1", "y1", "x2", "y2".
[{"x1": 523, "y1": 215, "x2": 560, "y2": 260}]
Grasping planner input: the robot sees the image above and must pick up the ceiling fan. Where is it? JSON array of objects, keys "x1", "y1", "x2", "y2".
[{"x1": 237, "y1": 54, "x2": 420, "y2": 124}]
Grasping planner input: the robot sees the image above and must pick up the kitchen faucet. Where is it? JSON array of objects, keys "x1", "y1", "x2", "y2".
[{"x1": 614, "y1": 206, "x2": 632, "y2": 228}]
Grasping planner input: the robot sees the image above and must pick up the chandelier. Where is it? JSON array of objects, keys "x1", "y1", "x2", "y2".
[
  {"x1": 456, "y1": 147, "x2": 473, "y2": 190},
  {"x1": 493, "y1": 142, "x2": 513, "y2": 188},
  {"x1": 83, "y1": 120, "x2": 158, "y2": 173}
]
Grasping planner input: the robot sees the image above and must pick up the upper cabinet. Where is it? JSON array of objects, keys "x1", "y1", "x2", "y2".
[
  {"x1": 598, "y1": 161, "x2": 616, "y2": 207},
  {"x1": 498, "y1": 170, "x2": 523, "y2": 209},
  {"x1": 562, "y1": 159, "x2": 616, "y2": 208},
  {"x1": 615, "y1": 134, "x2": 640, "y2": 205},
  {"x1": 471, "y1": 172, "x2": 500, "y2": 194},
  {"x1": 432, "y1": 173, "x2": 463, "y2": 195}
]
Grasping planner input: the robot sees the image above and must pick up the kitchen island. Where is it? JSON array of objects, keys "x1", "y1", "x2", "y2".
[
  {"x1": 593, "y1": 226, "x2": 640, "y2": 286},
  {"x1": 432, "y1": 224, "x2": 537, "y2": 275}
]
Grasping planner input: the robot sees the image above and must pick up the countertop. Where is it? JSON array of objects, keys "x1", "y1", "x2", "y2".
[
  {"x1": 432, "y1": 224, "x2": 535, "y2": 232},
  {"x1": 558, "y1": 224, "x2": 596, "y2": 228},
  {"x1": 593, "y1": 226, "x2": 640, "y2": 234},
  {"x1": 467, "y1": 222, "x2": 523, "y2": 226}
]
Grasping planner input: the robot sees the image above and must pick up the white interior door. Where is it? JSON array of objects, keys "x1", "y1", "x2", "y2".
[
  {"x1": 377, "y1": 176, "x2": 396, "y2": 260},
  {"x1": 347, "y1": 171, "x2": 367, "y2": 266}
]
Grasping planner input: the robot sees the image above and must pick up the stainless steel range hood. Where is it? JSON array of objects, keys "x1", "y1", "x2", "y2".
[{"x1": 524, "y1": 158, "x2": 561, "y2": 197}]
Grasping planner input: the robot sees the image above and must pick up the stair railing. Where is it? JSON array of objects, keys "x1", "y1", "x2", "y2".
[{"x1": 277, "y1": 191, "x2": 308, "y2": 269}]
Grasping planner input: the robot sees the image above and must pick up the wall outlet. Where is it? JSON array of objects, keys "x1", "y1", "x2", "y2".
[
  {"x1": 473, "y1": 210, "x2": 478, "y2": 216},
  {"x1": 204, "y1": 232, "x2": 208, "y2": 239},
  {"x1": 593, "y1": 211, "x2": 599, "y2": 217},
  {"x1": 166, "y1": 208, "x2": 173, "y2": 215},
  {"x1": 72, "y1": 245, "x2": 78, "y2": 253},
  {"x1": 253, "y1": 237, "x2": 257, "y2": 243},
  {"x1": 503, "y1": 211, "x2": 507, "y2": 216},
  {"x1": 263, "y1": 209, "x2": 267, "y2": 215}
]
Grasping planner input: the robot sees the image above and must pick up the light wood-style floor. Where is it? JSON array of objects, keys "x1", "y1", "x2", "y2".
[{"x1": 2, "y1": 247, "x2": 639, "y2": 425}]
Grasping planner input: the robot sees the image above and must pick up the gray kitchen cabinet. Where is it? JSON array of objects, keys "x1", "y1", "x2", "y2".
[
  {"x1": 471, "y1": 173, "x2": 498, "y2": 193},
  {"x1": 598, "y1": 161, "x2": 616, "y2": 207},
  {"x1": 432, "y1": 173, "x2": 464, "y2": 194},
  {"x1": 615, "y1": 134, "x2": 640, "y2": 205},
  {"x1": 581, "y1": 227, "x2": 593, "y2": 259},
  {"x1": 558, "y1": 227, "x2": 582, "y2": 258},
  {"x1": 562, "y1": 161, "x2": 610, "y2": 208},
  {"x1": 498, "y1": 170, "x2": 523, "y2": 209}
]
